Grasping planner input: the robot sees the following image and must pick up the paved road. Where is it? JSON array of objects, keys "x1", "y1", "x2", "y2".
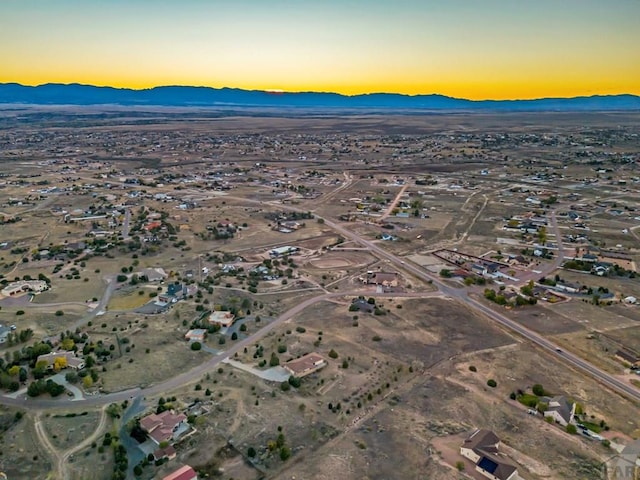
[
  {"x1": 320, "y1": 215, "x2": 640, "y2": 404},
  {"x1": 0, "y1": 291, "x2": 436, "y2": 410},
  {"x1": 3, "y1": 203, "x2": 639, "y2": 411}
]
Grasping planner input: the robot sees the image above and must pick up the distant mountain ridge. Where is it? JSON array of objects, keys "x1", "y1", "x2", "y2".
[{"x1": 1, "y1": 83, "x2": 639, "y2": 111}]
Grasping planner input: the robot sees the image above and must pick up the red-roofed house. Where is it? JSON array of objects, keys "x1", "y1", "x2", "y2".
[
  {"x1": 162, "y1": 465, "x2": 197, "y2": 480},
  {"x1": 139, "y1": 410, "x2": 188, "y2": 446}
]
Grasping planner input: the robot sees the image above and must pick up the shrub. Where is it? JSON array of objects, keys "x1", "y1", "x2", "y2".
[
  {"x1": 295, "y1": 326, "x2": 306, "y2": 333},
  {"x1": 469, "y1": 365, "x2": 477, "y2": 372},
  {"x1": 277, "y1": 344, "x2": 287, "y2": 353},
  {"x1": 566, "y1": 424, "x2": 577, "y2": 434},
  {"x1": 190, "y1": 342, "x2": 202, "y2": 351},
  {"x1": 487, "y1": 379, "x2": 497, "y2": 388},
  {"x1": 247, "y1": 447, "x2": 256, "y2": 457},
  {"x1": 328, "y1": 349, "x2": 338, "y2": 359},
  {"x1": 372, "y1": 335, "x2": 382, "y2": 342},
  {"x1": 532, "y1": 383, "x2": 545, "y2": 396},
  {"x1": 55, "y1": 310, "x2": 64, "y2": 316}
]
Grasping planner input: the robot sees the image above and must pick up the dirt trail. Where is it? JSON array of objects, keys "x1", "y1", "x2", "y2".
[
  {"x1": 33, "y1": 406, "x2": 108, "y2": 480},
  {"x1": 60, "y1": 406, "x2": 108, "y2": 480},
  {"x1": 34, "y1": 413, "x2": 62, "y2": 480}
]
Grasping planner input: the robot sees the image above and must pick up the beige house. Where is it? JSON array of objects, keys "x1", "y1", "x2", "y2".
[
  {"x1": 36, "y1": 351, "x2": 85, "y2": 370},
  {"x1": 364, "y1": 271, "x2": 399, "y2": 287},
  {"x1": 460, "y1": 429, "x2": 519, "y2": 480},
  {"x1": 283, "y1": 353, "x2": 327, "y2": 378},
  {"x1": 208, "y1": 310, "x2": 235, "y2": 328}
]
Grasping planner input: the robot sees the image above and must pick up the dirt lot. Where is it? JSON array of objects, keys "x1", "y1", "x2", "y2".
[{"x1": 40, "y1": 410, "x2": 101, "y2": 451}]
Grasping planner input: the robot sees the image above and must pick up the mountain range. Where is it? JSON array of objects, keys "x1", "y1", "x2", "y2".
[{"x1": 1, "y1": 83, "x2": 639, "y2": 111}]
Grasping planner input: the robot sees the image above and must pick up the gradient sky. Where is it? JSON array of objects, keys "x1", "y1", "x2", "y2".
[{"x1": 1, "y1": 0, "x2": 639, "y2": 99}]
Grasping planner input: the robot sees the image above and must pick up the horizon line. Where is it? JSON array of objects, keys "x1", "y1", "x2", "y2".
[{"x1": 2, "y1": 81, "x2": 639, "y2": 103}]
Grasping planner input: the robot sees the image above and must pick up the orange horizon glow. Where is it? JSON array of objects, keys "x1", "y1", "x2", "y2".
[{"x1": 1, "y1": 1, "x2": 639, "y2": 101}]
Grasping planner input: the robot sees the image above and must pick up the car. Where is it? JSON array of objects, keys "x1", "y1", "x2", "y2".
[
  {"x1": 555, "y1": 348, "x2": 562, "y2": 353},
  {"x1": 10, "y1": 325, "x2": 16, "y2": 330}
]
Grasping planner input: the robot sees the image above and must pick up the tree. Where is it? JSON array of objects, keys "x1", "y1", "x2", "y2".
[
  {"x1": 247, "y1": 446, "x2": 256, "y2": 457},
  {"x1": 328, "y1": 349, "x2": 338, "y2": 359},
  {"x1": 65, "y1": 371, "x2": 79, "y2": 384},
  {"x1": 487, "y1": 379, "x2": 497, "y2": 388},
  {"x1": 532, "y1": 384, "x2": 545, "y2": 396},
  {"x1": 83, "y1": 375, "x2": 94, "y2": 388},
  {"x1": 7, "y1": 365, "x2": 20, "y2": 377},
  {"x1": 269, "y1": 352, "x2": 280, "y2": 367},
  {"x1": 231, "y1": 332, "x2": 238, "y2": 341},
  {"x1": 53, "y1": 356, "x2": 67, "y2": 371},
  {"x1": 279, "y1": 445, "x2": 291, "y2": 461},
  {"x1": 455, "y1": 461, "x2": 465, "y2": 471},
  {"x1": 190, "y1": 342, "x2": 202, "y2": 351},
  {"x1": 566, "y1": 424, "x2": 577, "y2": 434}
]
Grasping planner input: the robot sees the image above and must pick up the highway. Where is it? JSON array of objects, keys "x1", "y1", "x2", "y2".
[
  {"x1": 3, "y1": 202, "x2": 639, "y2": 411},
  {"x1": 320, "y1": 215, "x2": 640, "y2": 404}
]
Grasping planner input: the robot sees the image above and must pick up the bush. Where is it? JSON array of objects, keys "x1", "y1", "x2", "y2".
[
  {"x1": 116, "y1": 275, "x2": 127, "y2": 282},
  {"x1": 279, "y1": 445, "x2": 291, "y2": 461},
  {"x1": 566, "y1": 424, "x2": 577, "y2": 434},
  {"x1": 328, "y1": 349, "x2": 338, "y2": 359},
  {"x1": 295, "y1": 326, "x2": 306, "y2": 333},
  {"x1": 469, "y1": 365, "x2": 477, "y2": 372},
  {"x1": 487, "y1": 379, "x2": 497, "y2": 388},
  {"x1": 231, "y1": 332, "x2": 238, "y2": 341},
  {"x1": 532, "y1": 383, "x2": 545, "y2": 396},
  {"x1": 372, "y1": 335, "x2": 382, "y2": 342},
  {"x1": 280, "y1": 381, "x2": 291, "y2": 391},
  {"x1": 190, "y1": 342, "x2": 202, "y2": 351},
  {"x1": 277, "y1": 344, "x2": 287, "y2": 353},
  {"x1": 247, "y1": 446, "x2": 256, "y2": 457},
  {"x1": 55, "y1": 310, "x2": 64, "y2": 316}
]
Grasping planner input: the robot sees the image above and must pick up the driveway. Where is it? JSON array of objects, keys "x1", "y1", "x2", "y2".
[
  {"x1": 222, "y1": 358, "x2": 290, "y2": 382},
  {"x1": 50, "y1": 373, "x2": 85, "y2": 401}
]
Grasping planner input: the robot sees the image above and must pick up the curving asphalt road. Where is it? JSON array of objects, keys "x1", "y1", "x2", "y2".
[
  {"x1": 1, "y1": 291, "x2": 439, "y2": 410},
  {"x1": 3, "y1": 201, "x2": 639, "y2": 411}
]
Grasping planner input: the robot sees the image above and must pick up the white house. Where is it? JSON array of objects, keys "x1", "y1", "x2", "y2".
[{"x1": 544, "y1": 396, "x2": 576, "y2": 427}]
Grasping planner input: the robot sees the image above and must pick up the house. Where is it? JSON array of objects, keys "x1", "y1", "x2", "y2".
[
  {"x1": 139, "y1": 410, "x2": 188, "y2": 446},
  {"x1": 365, "y1": 271, "x2": 399, "y2": 287},
  {"x1": 153, "y1": 444, "x2": 177, "y2": 462},
  {"x1": 158, "y1": 283, "x2": 187, "y2": 304},
  {"x1": 139, "y1": 267, "x2": 167, "y2": 282},
  {"x1": 471, "y1": 264, "x2": 488, "y2": 276},
  {"x1": 162, "y1": 465, "x2": 197, "y2": 480},
  {"x1": 184, "y1": 329, "x2": 206, "y2": 343},
  {"x1": 269, "y1": 246, "x2": 298, "y2": 257},
  {"x1": 283, "y1": 353, "x2": 327, "y2": 378},
  {"x1": 208, "y1": 311, "x2": 235, "y2": 328},
  {"x1": 36, "y1": 351, "x2": 85, "y2": 370},
  {"x1": 543, "y1": 396, "x2": 576, "y2": 426},
  {"x1": 1, "y1": 280, "x2": 48, "y2": 297},
  {"x1": 460, "y1": 429, "x2": 519, "y2": 480}
]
